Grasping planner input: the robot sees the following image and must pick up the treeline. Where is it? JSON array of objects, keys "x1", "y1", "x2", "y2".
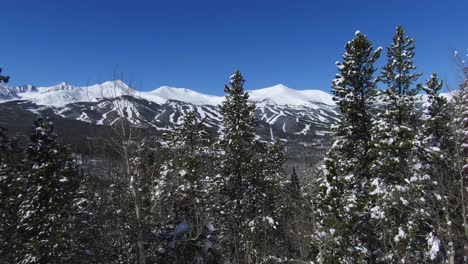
[
  {"x1": 0, "y1": 26, "x2": 467, "y2": 264},
  {"x1": 0, "y1": 70, "x2": 299, "y2": 263}
]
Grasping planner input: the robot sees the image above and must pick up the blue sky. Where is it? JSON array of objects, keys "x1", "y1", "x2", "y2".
[{"x1": 2, "y1": 0, "x2": 467, "y2": 95}]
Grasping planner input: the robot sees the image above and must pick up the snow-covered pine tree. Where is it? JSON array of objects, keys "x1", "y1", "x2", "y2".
[
  {"x1": 0, "y1": 127, "x2": 22, "y2": 263},
  {"x1": 419, "y1": 73, "x2": 464, "y2": 262},
  {"x1": 254, "y1": 140, "x2": 289, "y2": 260},
  {"x1": 68, "y1": 173, "x2": 103, "y2": 263},
  {"x1": 16, "y1": 118, "x2": 80, "y2": 264},
  {"x1": 218, "y1": 70, "x2": 287, "y2": 262},
  {"x1": 369, "y1": 26, "x2": 431, "y2": 262},
  {"x1": 156, "y1": 111, "x2": 222, "y2": 263},
  {"x1": 128, "y1": 140, "x2": 162, "y2": 264},
  {"x1": 314, "y1": 31, "x2": 381, "y2": 263},
  {"x1": 99, "y1": 179, "x2": 138, "y2": 264},
  {"x1": 451, "y1": 62, "x2": 468, "y2": 262},
  {"x1": 217, "y1": 70, "x2": 257, "y2": 262}
]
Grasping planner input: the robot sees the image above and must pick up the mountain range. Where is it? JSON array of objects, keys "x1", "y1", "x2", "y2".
[{"x1": 0, "y1": 80, "x2": 339, "y2": 147}]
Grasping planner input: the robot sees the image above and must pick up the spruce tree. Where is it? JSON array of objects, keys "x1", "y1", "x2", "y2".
[
  {"x1": 451, "y1": 67, "x2": 468, "y2": 262},
  {"x1": 369, "y1": 26, "x2": 431, "y2": 262},
  {"x1": 419, "y1": 74, "x2": 465, "y2": 262},
  {"x1": 14, "y1": 118, "x2": 80, "y2": 263},
  {"x1": 254, "y1": 140, "x2": 288, "y2": 259},
  {"x1": 156, "y1": 112, "x2": 222, "y2": 263},
  {"x1": 218, "y1": 71, "x2": 287, "y2": 262},
  {"x1": 99, "y1": 179, "x2": 138, "y2": 264},
  {"x1": 314, "y1": 31, "x2": 381, "y2": 262},
  {"x1": 0, "y1": 128, "x2": 21, "y2": 263},
  {"x1": 68, "y1": 173, "x2": 102, "y2": 263},
  {"x1": 218, "y1": 70, "x2": 257, "y2": 262}
]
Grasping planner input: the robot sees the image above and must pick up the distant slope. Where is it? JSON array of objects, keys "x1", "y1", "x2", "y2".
[
  {"x1": 0, "y1": 80, "x2": 336, "y2": 107},
  {"x1": 0, "y1": 81, "x2": 340, "y2": 146}
]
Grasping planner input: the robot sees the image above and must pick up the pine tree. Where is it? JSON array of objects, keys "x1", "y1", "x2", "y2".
[
  {"x1": 369, "y1": 26, "x2": 431, "y2": 262},
  {"x1": 451, "y1": 64, "x2": 468, "y2": 262},
  {"x1": 314, "y1": 31, "x2": 381, "y2": 263},
  {"x1": 156, "y1": 112, "x2": 222, "y2": 263},
  {"x1": 99, "y1": 179, "x2": 138, "y2": 264},
  {"x1": 0, "y1": 127, "x2": 22, "y2": 263},
  {"x1": 419, "y1": 74, "x2": 464, "y2": 262},
  {"x1": 254, "y1": 140, "x2": 288, "y2": 259},
  {"x1": 217, "y1": 71, "x2": 287, "y2": 262},
  {"x1": 68, "y1": 173, "x2": 102, "y2": 263},
  {"x1": 16, "y1": 118, "x2": 80, "y2": 264},
  {"x1": 217, "y1": 70, "x2": 256, "y2": 262}
]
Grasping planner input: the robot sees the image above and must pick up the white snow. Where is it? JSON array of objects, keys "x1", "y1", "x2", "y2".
[
  {"x1": 427, "y1": 232, "x2": 440, "y2": 260},
  {"x1": 14, "y1": 80, "x2": 133, "y2": 107},
  {"x1": 394, "y1": 227, "x2": 406, "y2": 243},
  {"x1": 248, "y1": 84, "x2": 335, "y2": 106},
  {"x1": 141, "y1": 86, "x2": 223, "y2": 106},
  {"x1": 370, "y1": 206, "x2": 385, "y2": 219},
  {"x1": 1, "y1": 81, "x2": 336, "y2": 108}
]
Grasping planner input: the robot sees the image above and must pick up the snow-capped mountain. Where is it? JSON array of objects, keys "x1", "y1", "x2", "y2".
[
  {"x1": 0, "y1": 80, "x2": 335, "y2": 107},
  {"x1": 9, "y1": 80, "x2": 134, "y2": 107},
  {"x1": 0, "y1": 80, "x2": 338, "y2": 146},
  {"x1": 140, "y1": 86, "x2": 224, "y2": 106},
  {"x1": 248, "y1": 84, "x2": 335, "y2": 107},
  {"x1": 0, "y1": 83, "x2": 19, "y2": 101},
  {"x1": 0, "y1": 80, "x2": 453, "y2": 147}
]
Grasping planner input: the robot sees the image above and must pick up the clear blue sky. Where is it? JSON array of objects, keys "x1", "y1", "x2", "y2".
[{"x1": 2, "y1": 0, "x2": 467, "y2": 95}]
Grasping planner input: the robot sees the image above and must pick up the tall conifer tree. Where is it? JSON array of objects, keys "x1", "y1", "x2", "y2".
[
  {"x1": 218, "y1": 71, "x2": 286, "y2": 262},
  {"x1": 451, "y1": 64, "x2": 468, "y2": 262},
  {"x1": 17, "y1": 118, "x2": 80, "y2": 263},
  {"x1": 369, "y1": 26, "x2": 431, "y2": 262},
  {"x1": 315, "y1": 31, "x2": 381, "y2": 262}
]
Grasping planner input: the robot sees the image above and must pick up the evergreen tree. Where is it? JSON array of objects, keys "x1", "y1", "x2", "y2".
[
  {"x1": 0, "y1": 128, "x2": 22, "y2": 263},
  {"x1": 103, "y1": 140, "x2": 162, "y2": 264},
  {"x1": 68, "y1": 173, "x2": 103, "y2": 263},
  {"x1": 369, "y1": 26, "x2": 431, "y2": 262},
  {"x1": 16, "y1": 118, "x2": 80, "y2": 263},
  {"x1": 217, "y1": 70, "x2": 257, "y2": 262},
  {"x1": 156, "y1": 112, "x2": 222, "y2": 263},
  {"x1": 218, "y1": 71, "x2": 286, "y2": 262},
  {"x1": 254, "y1": 140, "x2": 288, "y2": 260},
  {"x1": 451, "y1": 65, "x2": 468, "y2": 262},
  {"x1": 419, "y1": 74, "x2": 465, "y2": 262},
  {"x1": 314, "y1": 31, "x2": 381, "y2": 263},
  {"x1": 99, "y1": 179, "x2": 138, "y2": 264}
]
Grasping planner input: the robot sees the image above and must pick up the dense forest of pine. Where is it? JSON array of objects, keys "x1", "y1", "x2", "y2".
[{"x1": 0, "y1": 26, "x2": 467, "y2": 263}]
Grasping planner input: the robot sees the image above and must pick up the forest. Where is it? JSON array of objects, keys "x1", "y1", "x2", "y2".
[{"x1": 0, "y1": 26, "x2": 467, "y2": 264}]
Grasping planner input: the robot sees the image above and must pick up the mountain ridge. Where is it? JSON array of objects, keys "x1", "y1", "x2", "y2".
[{"x1": 0, "y1": 80, "x2": 336, "y2": 107}]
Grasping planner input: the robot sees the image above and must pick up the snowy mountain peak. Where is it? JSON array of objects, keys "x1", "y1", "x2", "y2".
[
  {"x1": 248, "y1": 84, "x2": 335, "y2": 106},
  {"x1": 0, "y1": 80, "x2": 335, "y2": 107},
  {"x1": 39, "y1": 82, "x2": 76, "y2": 93},
  {"x1": 269, "y1": 84, "x2": 290, "y2": 90},
  {"x1": 14, "y1": 84, "x2": 38, "y2": 93},
  {"x1": 141, "y1": 86, "x2": 224, "y2": 106},
  {"x1": 0, "y1": 83, "x2": 18, "y2": 100},
  {"x1": 99, "y1": 80, "x2": 132, "y2": 91}
]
